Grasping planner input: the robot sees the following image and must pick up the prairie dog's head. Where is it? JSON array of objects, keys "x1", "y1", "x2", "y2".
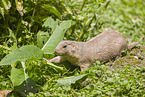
[{"x1": 54, "y1": 40, "x2": 77, "y2": 56}]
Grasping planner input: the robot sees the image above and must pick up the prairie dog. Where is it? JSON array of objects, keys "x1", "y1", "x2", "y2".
[{"x1": 48, "y1": 30, "x2": 139, "y2": 70}]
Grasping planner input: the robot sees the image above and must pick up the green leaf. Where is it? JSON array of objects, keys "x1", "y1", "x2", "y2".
[
  {"x1": 11, "y1": 62, "x2": 39, "y2": 96},
  {"x1": 43, "y1": 4, "x2": 61, "y2": 19},
  {"x1": 42, "y1": 20, "x2": 71, "y2": 54},
  {"x1": 37, "y1": 31, "x2": 49, "y2": 48},
  {"x1": 11, "y1": 67, "x2": 25, "y2": 86},
  {"x1": 43, "y1": 17, "x2": 58, "y2": 32},
  {"x1": 0, "y1": 45, "x2": 43, "y2": 66},
  {"x1": 57, "y1": 74, "x2": 87, "y2": 86}
]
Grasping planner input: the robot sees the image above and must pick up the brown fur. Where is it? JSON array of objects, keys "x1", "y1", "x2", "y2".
[{"x1": 49, "y1": 30, "x2": 139, "y2": 70}]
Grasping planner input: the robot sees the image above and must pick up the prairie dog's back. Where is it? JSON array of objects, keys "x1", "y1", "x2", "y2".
[
  {"x1": 87, "y1": 30, "x2": 121, "y2": 44},
  {"x1": 85, "y1": 30, "x2": 128, "y2": 62}
]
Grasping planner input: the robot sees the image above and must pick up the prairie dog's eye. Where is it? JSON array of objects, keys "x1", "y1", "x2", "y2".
[{"x1": 63, "y1": 45, "x2": 67, "y2": 48}]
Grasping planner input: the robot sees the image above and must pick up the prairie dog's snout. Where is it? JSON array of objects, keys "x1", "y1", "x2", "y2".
[
  {"x1": 54, "y1": 47, "x2": 58, "y2": 53},
  {"x1": 54, "y1": 47, "x2": 62, "y2": 55},
  {"x1": 54, "y1": 42, "x2": 69, "y2": 56},
  {"x1": 54, "y1": 40, "x2": 75, "y2": 56},
  {"x1": 54, "y1": 49, "x2": 58, "y2": 55}
]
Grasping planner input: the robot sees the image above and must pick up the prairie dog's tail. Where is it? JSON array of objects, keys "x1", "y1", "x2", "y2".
[{"x1": 128, "y1": 42, "x2": 140, "y2": 49}]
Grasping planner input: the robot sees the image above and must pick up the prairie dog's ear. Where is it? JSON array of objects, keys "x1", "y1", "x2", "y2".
[{"x1": 69, "y1": 42, "x2": 78, "y2": 54}]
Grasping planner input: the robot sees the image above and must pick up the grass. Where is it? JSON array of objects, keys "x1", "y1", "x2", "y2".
[{"x1": 0, "y1": 0, "x2": 145, "y2": 96}]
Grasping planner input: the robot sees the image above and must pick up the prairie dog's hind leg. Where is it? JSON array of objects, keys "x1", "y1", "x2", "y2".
[{"x1": 79, "y1": 63, "x2": 91, "y2": 71}]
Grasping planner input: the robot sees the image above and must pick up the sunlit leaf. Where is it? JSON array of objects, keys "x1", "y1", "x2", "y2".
[
  {"x1": 43, "y1": 17, "x2": 58, "y2": 31},
  {"x1": 42, "y1": 20, "x2": 71, "y2": 54},
  {"x1": 43, "y1": 4, "x2": 61, "y2": 19},
  {"x1": 37, "y1": 31, "x2": 49, "y2": 48},
  {"x1": 11, "y1": 67, "x2": 25, "y2": 86},
  {"x1": 0, "y1": 45, "x2": 43, "y2": 66},
  {"x1": 57, "y1": 74, "x2": 87, "y2": 86}
]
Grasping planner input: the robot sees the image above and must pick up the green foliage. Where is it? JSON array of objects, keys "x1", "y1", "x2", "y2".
[
  {"x1": 0, "y1": 0, "x2": 145, "y2": 96},
  {"x1": 0, "y1": 16, "x2": 72, "y2": 96},
  {"x1": 62, "y1": 0, "x2": 111, "y2": 41},
  {"x1": 11, "y1": 66, "x2": 26, "y2": 86},
  {"x1": 42, "y1": 18, "x2": 72, "y2": 54},
  {"x1": 0, "y1": 0, "x2": 11, "y2": 17},
  {"x1": 100, "y1": 0, "x2": 145, "y2": 44},
  {"x1": 43, "y1": 4, "x2": 61, "y2": 19},
  {"x1": 43, "y1": 17, "x2": 58, "y2": 31},
  {"x1": 0, "y1": 45, "x2": 43, "y2": 66},
  {"x1": 57, "y1": 74, "x2": 87, "y2": 87},
  {"x1": 37, "y1": 31, "x2": 49, "y2": 48}
]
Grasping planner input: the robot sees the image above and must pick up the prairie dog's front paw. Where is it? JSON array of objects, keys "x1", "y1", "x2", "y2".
[
  {"x1": 49, "y1": 56, "x2": 65, "y2": 63},
  {"x1": 43, "y1": 58, "x2": 51, "y2": 62},
  {"x1": 44, "y1": 56, "x2": 65, "y2": 64}
]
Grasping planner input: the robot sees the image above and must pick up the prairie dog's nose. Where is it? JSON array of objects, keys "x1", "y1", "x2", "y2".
[
  {"x1": 54, "y1": 48, "x2": 57, "y2": 53},
  {"x1": 54, "y1": 48, "x2": 60, "y2": 55},
  {"x1": 54, "y1": 48, "x2": 59, "y2": 53}
]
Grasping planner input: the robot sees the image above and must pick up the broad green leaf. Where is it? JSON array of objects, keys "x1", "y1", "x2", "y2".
[
  {"x1": 37, "y1": 31, "x2": 49, "y2": 48},
  {"x1": 11, "y1": 62, "x2": 39, "y2": 96},
  {"x1": 43, "y1": 4, "x2": 61, "y2": 19},
  {"x1": 43, "y1": 17, "x2": 58, "y2": 31},
  {"x1": 0, "y1": 45, "x2": 43, "y2": 66},
  {"x1": 11, "y1": 67, "x2": 25, "y2": 86},
  {"x1": 57, "y1": 74, "x2": 87, "y2": 86},
  {"x1": 42, "y1": 20, "x2": 71, "y2": 54}
]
